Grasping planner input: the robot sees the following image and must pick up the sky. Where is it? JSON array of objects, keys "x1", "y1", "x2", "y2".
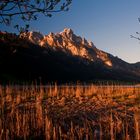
[{"x1": 1, "y1": 0, "x2": 140, "y2": 63}]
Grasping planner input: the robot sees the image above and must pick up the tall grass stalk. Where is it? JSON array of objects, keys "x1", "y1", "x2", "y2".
[{"x1": 0, "y1": 84, "x2": 139, "y2": 139}]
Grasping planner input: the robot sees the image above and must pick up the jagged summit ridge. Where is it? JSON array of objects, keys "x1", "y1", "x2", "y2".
[
  {"x1": 20, "y1": 31, "x2": 44, "y2": 45},
  {"x1": 61, "y1": 28, "x2": 74, "y2": 35},
  {"x1": 20, "y1": 28, "x2": 112, "y2": 67}
]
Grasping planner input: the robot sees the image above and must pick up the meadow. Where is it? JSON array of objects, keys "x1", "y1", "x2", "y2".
[{"x1": 0, "y1": 84, "x2": 140, "y2": 140}]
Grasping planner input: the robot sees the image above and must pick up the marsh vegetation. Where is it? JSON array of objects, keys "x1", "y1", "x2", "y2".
[{"x1": 0, "y1": 84, "x2": 140, "y2": 140}]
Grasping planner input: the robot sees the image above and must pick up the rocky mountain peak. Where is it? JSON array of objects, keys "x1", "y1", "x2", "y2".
[
  {"x1": 20, "y1": 31, "x2": 43, "y2": 45},
  {"x1": 19, "y1": 28, "x2": 112, "y2": 67},
  {"x1": 63, "y1": 28, "x2": 73, "y2": 35},
  {"x1": 88, "y1": 41, "x2": 94, "y2": 47},
  {"x1": 59, "y1": 28, "x2": 74, "y2": 41},
  {"x1": 48, "y1": 32, "x2": 55, "y2": 37}
]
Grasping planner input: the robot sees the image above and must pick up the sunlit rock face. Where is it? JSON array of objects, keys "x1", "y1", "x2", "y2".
[
  {"x1": 20, "y1": 28, "x2": 112, "y2": 67},
  {"x1": 20, "y1": 31, "x2": 44, "y2": 45}
]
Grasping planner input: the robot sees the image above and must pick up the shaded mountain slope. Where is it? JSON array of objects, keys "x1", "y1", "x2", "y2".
[{"x1": 0, "y1": 30, "x2": 140, "y2": 83}]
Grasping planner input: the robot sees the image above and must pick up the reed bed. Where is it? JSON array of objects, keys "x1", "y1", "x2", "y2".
[{"x1": 0, "y1": 84, "x2": 140, "y2": 140}]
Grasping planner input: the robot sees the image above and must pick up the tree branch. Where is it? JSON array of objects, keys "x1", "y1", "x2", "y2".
[{"x1": 0, "y1": 0, "x2": 72, "y2": 25}]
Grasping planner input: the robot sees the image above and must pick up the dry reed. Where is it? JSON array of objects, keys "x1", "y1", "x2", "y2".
[{"x1": 0, "y1": 84, "x2": 139, "y2": 140}]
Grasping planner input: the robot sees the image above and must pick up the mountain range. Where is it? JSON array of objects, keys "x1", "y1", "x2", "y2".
[{"x1": 0, "y1": 28, "x2": 140, "y2": 83}]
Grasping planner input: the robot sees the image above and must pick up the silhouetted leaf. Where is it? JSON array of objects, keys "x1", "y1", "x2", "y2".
[
  {"x1": 14, "y1": 24, "x2": 19, "y2": 29},
  {"x1": 26, "y1": 24, "x2": 29, "y2": 29},
  {"x1": 47, "y1": 14, "x2": 52, "y2": 17}
]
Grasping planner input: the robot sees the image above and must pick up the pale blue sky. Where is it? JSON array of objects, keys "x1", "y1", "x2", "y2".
[{"x1": 1, "y1": 0, "x2": 140, "y2": 63}]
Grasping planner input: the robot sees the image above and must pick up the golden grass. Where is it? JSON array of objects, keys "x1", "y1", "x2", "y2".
[{"x1": 0, "y1": 84, "x2": 140, "y2": 140}]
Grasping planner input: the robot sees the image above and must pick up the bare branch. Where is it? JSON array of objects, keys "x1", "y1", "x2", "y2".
[
  {"x1": 131, "y1": 18, "x2": 140, "y2": 42},
  {"x1": 130, "y1": 35, "x2": 140, "y2": 40},
  {"x1": 0, "y1": 0, "x2": 72, "y2": 25}
]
